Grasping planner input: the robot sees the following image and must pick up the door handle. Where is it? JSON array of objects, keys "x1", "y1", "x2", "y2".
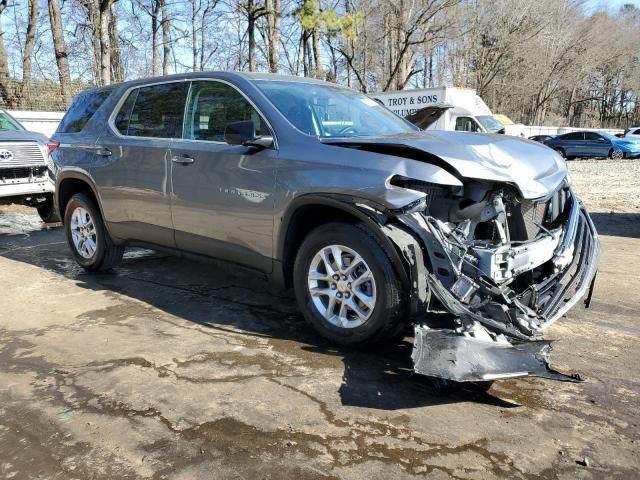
[
  {"x1": 96, "y1": 147, "x2": 112, "y2": 156},
  {"x1": 171, "y1": 155, "x2": 195, "y2": 165}
]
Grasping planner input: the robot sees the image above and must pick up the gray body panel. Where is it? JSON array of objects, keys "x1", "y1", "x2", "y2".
[
  {"x1": 51, "y1": 72, "x2": 601, "y2": 383},
  {"x1": 53, "y1": 71, "x2": 571, "y2": 271}
]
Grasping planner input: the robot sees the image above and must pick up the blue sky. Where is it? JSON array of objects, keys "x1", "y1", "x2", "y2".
[{"x1": 586, "y1": 0, "x2": 640, "y2": 13}]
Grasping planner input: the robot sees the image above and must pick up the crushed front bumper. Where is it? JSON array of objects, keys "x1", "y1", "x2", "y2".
[
  {"x1": 0, "y1": 175, "x2": 54, "y2": 202},
  {"x1": 389, "y1": 189, "x2": 601, "y2": 382}
]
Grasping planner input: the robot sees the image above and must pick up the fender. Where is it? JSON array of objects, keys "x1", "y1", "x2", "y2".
[
  {"x1": 55, "y1": 168, "x2": 122, "y2": 243},
  {"x1": 276, "y1": 192, "x2": 412, "y2": 299}
]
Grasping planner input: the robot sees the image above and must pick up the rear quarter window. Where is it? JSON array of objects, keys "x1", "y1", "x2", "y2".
[{"x1": 57, "y1": 89, "x2": 112, "y2": 133}]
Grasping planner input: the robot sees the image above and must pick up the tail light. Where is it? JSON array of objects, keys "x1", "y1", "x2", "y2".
[{"x1": 47, "y1": 140, "x2": 60, "y2": 156}]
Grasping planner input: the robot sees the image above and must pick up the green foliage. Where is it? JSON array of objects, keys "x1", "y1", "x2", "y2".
[{"x1": 294, "y1": 0, "x2": 362, "y2": 40}]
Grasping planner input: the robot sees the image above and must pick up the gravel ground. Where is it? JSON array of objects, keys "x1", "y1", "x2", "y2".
[
  {"x1": 568, "y1": 159, "x2": 640, "y2": 213},
  {"x1": 0, "y1": 159, "x2": 638, "y2": 479}
]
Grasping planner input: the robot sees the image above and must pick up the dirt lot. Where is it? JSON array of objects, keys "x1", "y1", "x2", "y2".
[{"x1": 1, "y1": 159, "x2": 639, "y2": 479}]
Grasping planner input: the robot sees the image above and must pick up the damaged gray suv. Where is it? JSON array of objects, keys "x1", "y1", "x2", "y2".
[{"x1": 51, "y1": 72, "x2": 600, "y2": 383}]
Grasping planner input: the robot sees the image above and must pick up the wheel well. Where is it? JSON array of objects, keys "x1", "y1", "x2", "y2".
[
  {"x1": 57, "y1": 178, "x2": 98, "y2": 223},
  {"x1": 280, "y1": 203, "x2": 410, "y2": 290},
  {"x1": 281, "y1": 205, "x2": 358, "y2": 287}
]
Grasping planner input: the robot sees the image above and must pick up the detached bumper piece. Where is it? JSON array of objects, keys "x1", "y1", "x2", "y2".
[{"x1": 412, "y1": 325, "x2": 582, "y2": 382}]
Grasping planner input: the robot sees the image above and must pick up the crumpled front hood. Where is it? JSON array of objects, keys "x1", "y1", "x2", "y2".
[{"x1": 324, "y1": 131, "x2": 567, "y2": 199}]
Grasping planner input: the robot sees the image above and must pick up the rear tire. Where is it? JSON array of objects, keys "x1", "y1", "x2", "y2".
[
  {"x1": 64, "y1": 193, "x2": 124, "y2": 271},
  {"x1": 293, "y1": 222, "x2": 407, "y2": 347},
  {"x1": 36, "y1": 195, "x2": 61, "y2": 223}
]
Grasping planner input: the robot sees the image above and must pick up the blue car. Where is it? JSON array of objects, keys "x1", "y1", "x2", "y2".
[{"x1": 544, "y1": 131, "x2": 640, "y2": 159}]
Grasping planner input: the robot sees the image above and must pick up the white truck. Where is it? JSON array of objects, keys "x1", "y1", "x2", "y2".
[
  {"x1": 0, "y1": 109, "x2": 59, "y2": 222},
  {"x1": 370, "y1": 87, "x2": 516, "y2": 135}
]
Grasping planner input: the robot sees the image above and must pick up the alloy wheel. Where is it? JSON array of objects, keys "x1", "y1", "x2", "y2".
[
  {"x1": 70, "y1": 207, "x2": 98, "y2": 259},
  {"x1": 307, "y1": 244, "x2": 377, "y2": 328}
]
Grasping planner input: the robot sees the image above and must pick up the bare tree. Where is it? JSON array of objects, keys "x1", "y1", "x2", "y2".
[
  {"x1": 238, "y1": 0, "x2": 268, "y2": 71},
  {"x1": 0, "y1": 0, "x2": 15, "y2": 107},
  {"x1": 48, "y1": 0, "x2": 73, "y2": 107},
  {"x1": 151, "y1": 0, "x2": 160, "y2": 74},
  {"x1": 265, "y1": 0, "x2": 280, "y2": 73},
  {"x1": 19, "y1": 0, "x2": 38, "y2": 106},
  {"x1": 160, "y1": 0, "x2": 169, "y2": 74},
  {"x1": 109, "y1": 1, "x2": 124, "y2": 82}
]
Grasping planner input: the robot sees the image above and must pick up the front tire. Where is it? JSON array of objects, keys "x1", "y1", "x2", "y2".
[
  {"x1": 293, "y1": 222, "x2": 407, "y2": 347},
  {"x1": 64, "y1": 193, "x2": 124, "y2": 271},
  {"x1": 609, "y1": 148, "x2": 624, "y2": 160}
]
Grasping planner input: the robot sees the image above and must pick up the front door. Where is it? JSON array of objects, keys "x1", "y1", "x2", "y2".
[
  {"x1": 95, "y1": 81, "x2": 189, "y2": 247},
  {"x1": 169, "y1": 80, "x2": 277, "y2": 272},
  {"x1": 454, "y1": 116, "x2": 482, "y2": 132},
  {"x1": 584, "y1": 132, "x2": 611, "y2": 157}
]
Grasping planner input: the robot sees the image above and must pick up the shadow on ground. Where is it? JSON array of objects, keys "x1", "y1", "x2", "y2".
[
  {"x1": 590, "y1": 212, "x2": 640, "y2": 238},
  {"x1": 1, "y1": 214, "x2": 521, "y2": 410}
]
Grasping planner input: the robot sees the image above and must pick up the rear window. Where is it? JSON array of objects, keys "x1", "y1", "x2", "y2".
[
  {"x1": 115, "y1": 82, "x2": 189, "y2": 138},
  {"x1": 58, "y1": 90, "x2": 112, "y2": 133}
]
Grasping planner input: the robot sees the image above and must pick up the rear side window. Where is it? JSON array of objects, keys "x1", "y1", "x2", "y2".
[
  {"x1": 561, "y1": 132, "x2": 583, "y2": 141},
  {"x1": 115, "y1": 82, "x2": 189, "y2": 138},
  {"x1": 58, "y1": 90, "x2": 112, "y2": 133}
]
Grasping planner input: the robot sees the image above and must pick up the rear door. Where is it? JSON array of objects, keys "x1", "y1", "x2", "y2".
[
  {"x1": 94, "y1": 81, "x2": 189, "y2": 247},
  {"x1": 561, "y1": 132, "x2": 584, "y2": 157}
]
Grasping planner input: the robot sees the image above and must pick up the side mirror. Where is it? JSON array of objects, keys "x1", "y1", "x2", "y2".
[
  {"x1": 224, "y1": 120, "x2": 256, "y2": 145},
  {"x1": 224, "y1": 120, "x2": 274, "y2": 149}
]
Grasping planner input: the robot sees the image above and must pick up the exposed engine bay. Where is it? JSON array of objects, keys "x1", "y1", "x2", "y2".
[{"x1": 382, "y1": 176, "x2": 600, "y2": 382}]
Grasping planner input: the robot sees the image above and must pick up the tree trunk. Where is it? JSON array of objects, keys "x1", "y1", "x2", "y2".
[
  {"x1": 88, "y1": 0, "x2": 101, "y2": 82},
  {"x1": 109, "y1": 2, "x2": 123, "y2": 82},
  {"x1": 302, "y1": 30, "x2": 311, "y2": 77},
  {"x1": 0, "y1": 0, "x2": 15, "y2": 108},
  {"x1": 161, "y1": 0, "x2": 170, "y2": 75},
  {"x1": 99, "y1": 0, "x2": 111, "y2": 85},
  {"x1": 191, "y1": 0, "x2": 198, "y2": 71},
  {"x1": 247, "y1": 0, "x2": 256, "y2": 71},
  {"x1": 312, "y1": 28, "x2": 322, "y2": 79},
  {"x1": 48, "y1": 0, "x2": 72, "y2": 107},
  {"x1": 266, "y1": 0, "x2": 280, "y2": 73},
  {"x1": 151, "y1": 0, "x2": 159, "y2": 75},
  {"x1": 20, "y1": 0, "x2": 38, "y2": 106}
]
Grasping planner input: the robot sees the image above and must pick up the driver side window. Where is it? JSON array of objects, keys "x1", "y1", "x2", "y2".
[
  {"x1": 455, "y1": 116, "x2": 480, "y2": 132},
  {"x1": 184, "y1": 81, "x2": 270, "y2": 142}
]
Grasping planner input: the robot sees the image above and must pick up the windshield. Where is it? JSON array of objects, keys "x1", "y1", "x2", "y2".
[
  {"x1": 477, "y1": 115, "x2": 504, "y2": 134},
  {"x1": 253, "y1": 80, "x2": 418, "y2": 138},
  {"x1": 600, "y1": 132, "x2": 629, "y2": 141},
  {"x1": 0, "y1": 111, "x2": 25, "y2": 131}
]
